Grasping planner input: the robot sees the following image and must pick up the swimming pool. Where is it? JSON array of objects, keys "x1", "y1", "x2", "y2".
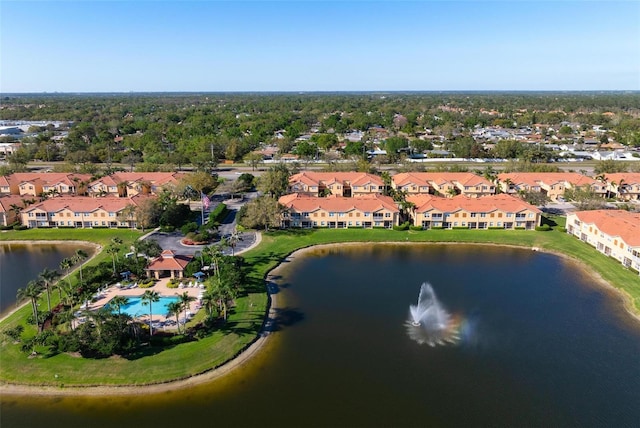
[{"x1": 106, "y1": 296, "x2": 180, "y2": 317}]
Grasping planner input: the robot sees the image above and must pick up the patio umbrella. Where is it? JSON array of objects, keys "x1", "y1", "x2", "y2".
[{"x1": 193, "y1": 272, "x2": 205, "y2": 281}]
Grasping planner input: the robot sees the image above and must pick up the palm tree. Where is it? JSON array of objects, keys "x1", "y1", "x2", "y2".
[
  {"x1": 106, "y1": 244, "x2": 120, "y2": 274},
  {"x1": 178, "y1": 291, "x2": 195, "y2": 325},
  {"x1": 56, "y1": 308, "x2": 76, "y2": 332},
  {"x1": 201, "y1": 289, "x2": 217, "y2": 318},
  {"x1": 111, "y1": 236, "x2": 123, "y2": 260},
  {"x1": 17, "y1": 280, "x2": 44, "y2": 329},
  {"x1": 58, "y1": 257, "x2": 75, "y2": 305},
  {"x1": 9, "y1": 203, "x2": 23, "y2": 225},
  {"x1": 109, "y1": 295, "x2": 129, "y2": 316},
  {"x1": 203, "y1": 245, "x2": 223, "y2": 276},
  {"x1": 73, "y1": 249, "x2": 89, "y2": 286},
  {"x1": 141, "y1": 290, "x2": 160, "y2": 336},
  {"x1": 209, "y1": 277, "x2": 236, "y2": 321},
  {"x1": 166, "y1": 301, "x2": 183, "y2": 334},
  {"x1": 225, "y1": 231, "x2": 242, "y2": 256},
  {"x1": 38, "y1": 268, "x2": 60, "y2": 312}
]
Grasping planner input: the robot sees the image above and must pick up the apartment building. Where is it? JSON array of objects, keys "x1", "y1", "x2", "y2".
[
  {"x1": 0, "y1": 195, "x2": 30, "y2": 226},
  {"x1": 20, "y1": 196, "x2": 150, "y2": 229},
  {"x1": 497, "y1": 172, "x2": 606, "y2": 201},
  {"x1": 88, "y1": 172, "x2": 185, "y2": 197},
  {"x1": 407, "y1": 193, "x2": 541, "y2": 230},
  {"x1": 288, "y1": 172, "x2": 385, "y2": 197},
  {"x1": 0, "y1": 173, "x2": 92, "y2": 197},
  {"x1": 602, "y1": 173, "x2": 640, "y2": 200},
  {"x1": 279, "y1": 193, "x2": 399, "y2": 229},
  {"x1": 391, "y1": 172, "x2": 495, "y2": 198},
  {"x1": 566, "y1": 210, "x2": 640, "y2": 275}
]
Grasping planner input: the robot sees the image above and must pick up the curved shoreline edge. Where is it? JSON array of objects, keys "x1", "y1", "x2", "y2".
[
  {"x1": 0, "y1": 241, "x2": 102, "y2": 323},
  {"x1": 1, "y1": 239, "x2": 638, "y2": 397}
]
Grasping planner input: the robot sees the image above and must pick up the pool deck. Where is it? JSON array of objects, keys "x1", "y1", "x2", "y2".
[{"x1": 78, "y1": 277, "x2": 204, "y2": 330}]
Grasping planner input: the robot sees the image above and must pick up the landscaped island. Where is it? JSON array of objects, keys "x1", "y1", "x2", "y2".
[{"x1": 1, "y1": 221, "x2": 639, "y2": 395}]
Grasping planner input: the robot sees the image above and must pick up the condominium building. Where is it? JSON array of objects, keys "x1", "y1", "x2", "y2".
[
  {"x1": 20, "y1": 196, "x2": 150, "y2": 229},
  {"x1": 601, "y1": 173, "x2": 640, "y2": 200},
  {"x1": 391, "y1": 172, "x2": 495, "y2": 198},
  {"x1": 407, "y1": 193, "x2": 541, "y2": 230},
  {"x1": 288, "y1": 171, "x2": 385, "y2": 197},
  {"x1": 566, "y1": 210, "x2": 640, "y2": 275},
  {"x1": 279, "y1": 193, "x2": 399, "y2": 229},
  {"x1": 497, "y1": 172, "x2": 606, "y2": 201}
]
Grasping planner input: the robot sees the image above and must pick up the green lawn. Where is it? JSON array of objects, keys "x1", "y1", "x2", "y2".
[{"x1": 1, "y1": 222, "x2": 638, "y2": 387}]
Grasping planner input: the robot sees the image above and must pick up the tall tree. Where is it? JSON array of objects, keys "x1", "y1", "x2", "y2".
[
  {"x1": 109, "y1": 295, "x2": 129, "y2": 316},
  {"x1": 257, "y1": 164, "x2": 290, "y2": 198},
  {"x1": 73, "y1": 249, "x2": 89, "y2": 287},
  {"x1": 17, "y1": 280, "x2": 44, "y2": 329},
  {"x1": 178, "y1": 291, "x2": 195, "y2": 326},
  {"x1": 59, "y1": 257, "x2": 74, "y2": 305},
  {"x1": 38, "y1": 268, "x2": 60, "y2": 312},
  {"x1": 141, "y1": 290, "x2": 160, "y2": 336},
  {"x1": 166, "y1": 301, "x2": 183, "y2": 334}
]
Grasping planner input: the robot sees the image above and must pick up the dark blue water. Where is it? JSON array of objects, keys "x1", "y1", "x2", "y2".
[
  {"x1": 1, "y1": 244, "x2": 639, "y2": 428},
  {"x1": 0, "y1": 243, "x2": 86, "y2": 315}
]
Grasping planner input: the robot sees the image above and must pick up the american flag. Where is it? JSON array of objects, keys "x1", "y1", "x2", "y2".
[{"x1": 201, "y1": 192, "x2": 211, "y2": 210}]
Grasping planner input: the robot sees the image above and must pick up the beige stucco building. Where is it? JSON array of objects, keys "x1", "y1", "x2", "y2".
[
  {"x1": 497, "y1": 172, "x2": 606, "y2": 201},
  {"x1": 288, "y1": 172, "x2": 385, "y2": 197},
  {"x1": 391, "y1": 172, "x2": 495, "y2": 198},
  {"x1": 20, "y1": 196, "x2": 149, "y2": 229},
  {"x1": 566, "y1": 210, "x2": 640, "y2": 275},
  {"x1": 279, "y1": 193, "x2": 399, "y2": 229},
  {"x1": 407, "y1": 193, "x2": 541, "y2": 230}
]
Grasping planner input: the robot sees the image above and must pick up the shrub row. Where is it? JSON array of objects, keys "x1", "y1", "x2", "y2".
[{"x1": 209, "y1": 203, "x2": 229, "y2": 224}]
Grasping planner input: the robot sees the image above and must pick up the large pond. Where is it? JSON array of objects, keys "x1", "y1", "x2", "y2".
[
  {"x1": 2, "y1": 244, "x2": 639, "y2": 428},
  {"x1": 0, "y1": 243, "x2": 93, "y2": 316}
]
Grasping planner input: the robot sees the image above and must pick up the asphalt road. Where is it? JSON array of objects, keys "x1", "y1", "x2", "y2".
[{"x1": 144, "y1": 192, "x2": 258, "y2": 256}]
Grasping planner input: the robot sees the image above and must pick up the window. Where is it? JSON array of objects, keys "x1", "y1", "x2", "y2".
[{"x1": 385, "y1": 213, "x2": 391, "y2": 218}]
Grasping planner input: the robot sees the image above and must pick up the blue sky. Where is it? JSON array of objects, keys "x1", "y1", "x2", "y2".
[{"x1": 1, "y1": 1, "x2": 639, "y2": 92}]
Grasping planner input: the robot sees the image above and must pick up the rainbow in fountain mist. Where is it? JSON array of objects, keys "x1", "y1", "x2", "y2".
[{"x1": 406, "y1": 282, "x2": 461, "y2": 346}]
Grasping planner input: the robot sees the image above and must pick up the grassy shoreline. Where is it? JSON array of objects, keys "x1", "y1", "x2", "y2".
[{"x1": 1, "y1": 223, "x2": 639, "y2": 391}]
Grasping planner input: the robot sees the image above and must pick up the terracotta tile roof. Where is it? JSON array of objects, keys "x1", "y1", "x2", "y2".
[
  {"x1": 21, "y1": 195, "x2": 151, "y2": 214},
  {"x1": 408, "y1": 193, "x2": 541, "y2": 214},
  {"x1": 0, "y1": 195, "x2": 31, "y2": 212},
  {"x1": 498, "y1": 172, "x2": 598, "y2": 187},
  {"x1": 279, "y1": 193, "x2": 398, "y2": 213},
  {"x1": 0, "y1": 176, "x2": 11, "y2": 187},
  {"x1": 603, "y1": 173, "x2": 640, "y2": 185},
  {"x1": 573, "y1": 210, "x2": 640, "y2": 246},
  {"x1": 146, "y1": 250, "x2": 192, "y2": 271},
  {"x1": 289, "y1": 172, "x2": 384, "y2": 187},
  {"x1": 9, "y1": 172, "x2": 92, "y2": 187},
  {"x1": 90, "y1": 175, "x2": 119, "y2": 187},
  {"x1": 108, "y1": 172, "x2": 185, "y2": 186},
  {"x1": 392, "y1": 172, "x2": 493, "y2": 188}
]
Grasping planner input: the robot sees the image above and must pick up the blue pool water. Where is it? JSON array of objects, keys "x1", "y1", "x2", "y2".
[{"x1": 106, "y1": 296, "x2": 180, "y2": 317}]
